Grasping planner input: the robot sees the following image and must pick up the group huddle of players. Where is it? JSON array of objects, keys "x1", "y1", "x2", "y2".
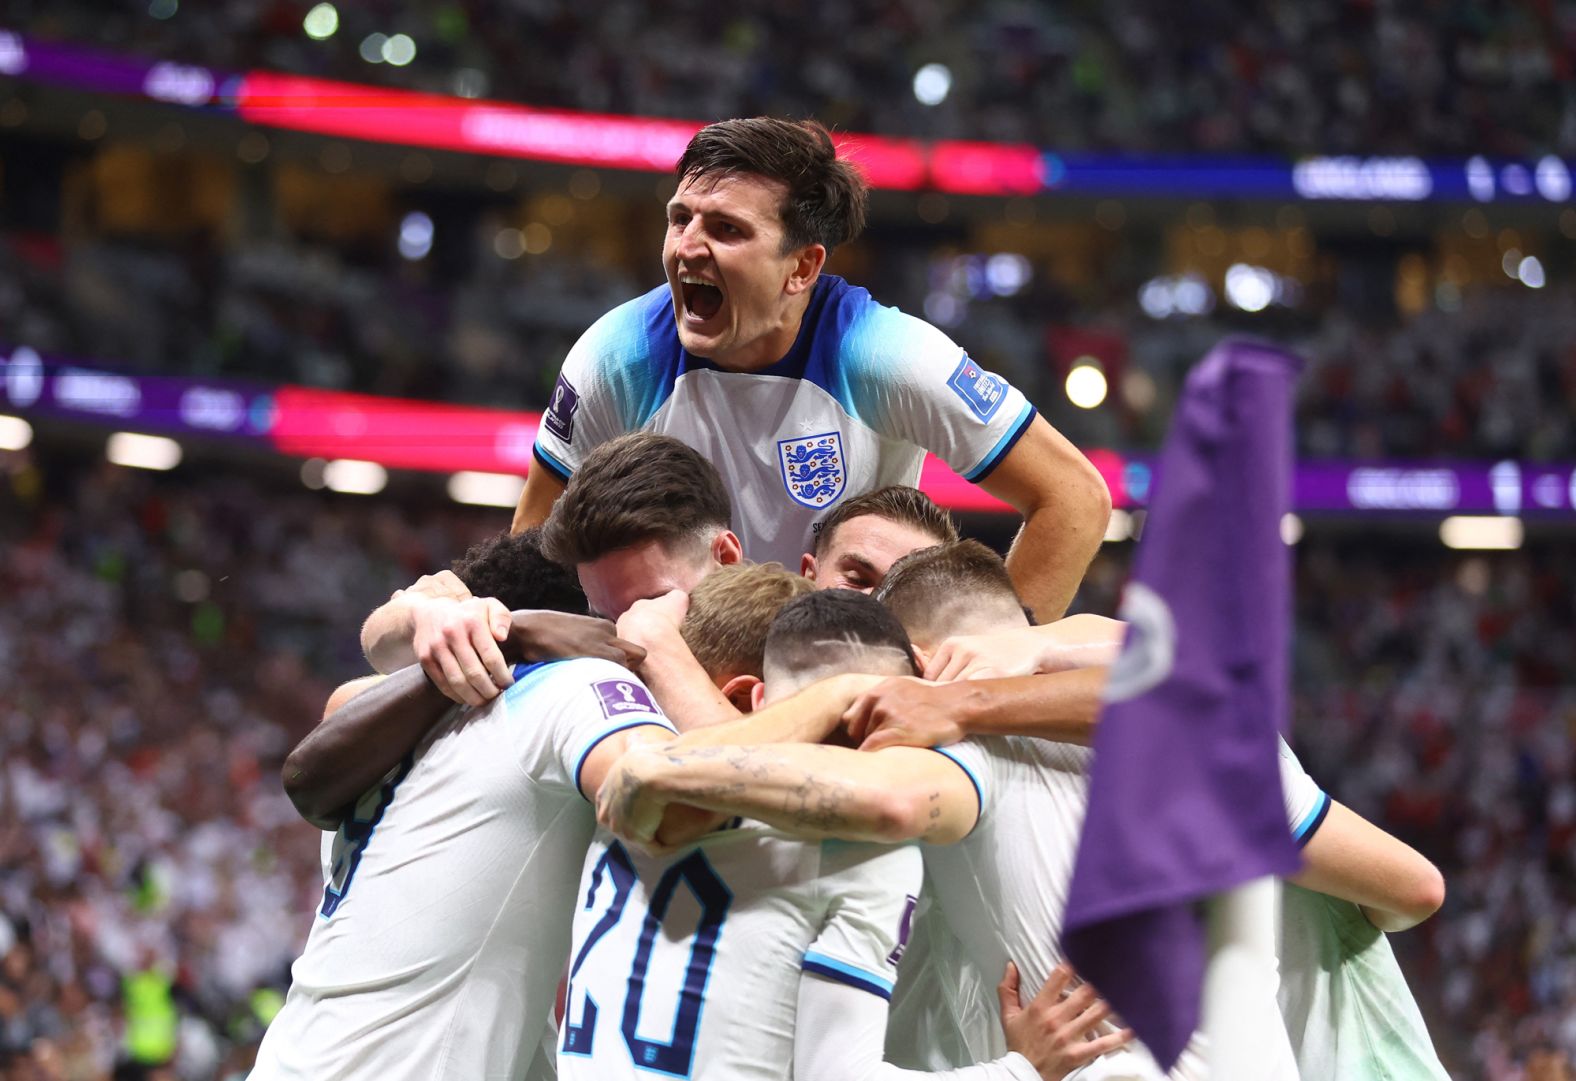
[{"x1": 245, "y1": 117, "x2": 1450, "y2": 1080}]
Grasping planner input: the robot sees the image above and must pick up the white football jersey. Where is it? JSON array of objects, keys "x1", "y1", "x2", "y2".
[
  {"x1": 532, "y1": 277, "x2": 1037, "y2": 567},
  {"x1": 1275, "y1": 744, "x2": 1448, "y2": 1080},
  {"x1": 557, "y1": 822, "x2": 922, "y2": 1080},
  {"x1": 251, "y1": 658, "x2": 672, "y2": 1081}
]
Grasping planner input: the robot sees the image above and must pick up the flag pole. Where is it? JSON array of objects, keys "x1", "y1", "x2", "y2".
[{"x1": 1201, "y1": 876, "x2": 1298, "y2": 1080}]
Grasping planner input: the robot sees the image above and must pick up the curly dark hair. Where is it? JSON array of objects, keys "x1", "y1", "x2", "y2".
[
  {"x1": 675, "y1": 118, "x2": 868, "y2": 255},
  {"x1": 450, "y1": 527, "x2": 588, "y2": 614}
]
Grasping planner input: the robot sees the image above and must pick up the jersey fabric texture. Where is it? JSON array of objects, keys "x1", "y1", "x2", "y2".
[
  {"x1": 532, "y1": 276, "x2": 1037, "y2": 566},
  {"x1": 1275, "y1": 744, "x2": 1449, "y2": 1080},
  {"x1": 557, "y1": 822, "x2": 921, "y2": 1080},
  {"x1": 251, "y1": 658, "x2": 672, "y2": 1081}
]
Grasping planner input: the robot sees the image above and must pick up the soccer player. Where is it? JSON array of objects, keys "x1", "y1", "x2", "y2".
[
  {"x1": 511, "y1": 117, "x2": 1109, "y2": 615},
  {"x1": 254, "y1": 532, "x2": 881, "y2": 1080},
  {"x1": 800, "y1": 484, "x2": 960, "y2": 592},
  {"x1": 567, "y1": 574, "x2": 1127, "y2": 1080}
]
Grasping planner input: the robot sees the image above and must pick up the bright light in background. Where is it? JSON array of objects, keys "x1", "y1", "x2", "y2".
[
  {"x1": 494, "y1": 228, "x2": 526, "y2": 260},
  {"x1": 0, "y1": 414, "x2": 32, "y2": 450},
  {"x1": 913, "y1": 63, "x2": 952, "y2": 106},
  {"x1": 323, "y1": 459, "x2": 387, "y2": 495},
  {"x1": 1139, "y1": 274, "x2": 1215, "y2": 319},
  {"x1": 300, "y1": 457, "x2": 327, "y2": 489},
  {"x1": 359, "y1": 33, "x2": 387, "y2": 63},
  {"x1": 923, "y1": 291, "x2": 964, "y2": 327},
  {"x1": 1501, "y1": 249, "x2": 1522, "y2": 278},
  {"x1": 1536, "y1": 156, "x2": 1572, "y2": 202},
  {"x1": 107, "y1": 432, "x2": 181, "y2": 471},
  {"x1": 148, "y1": 0, "x2": 178, "y2": 19},
  {"x1": 1280, "y1": 513, "x2": 1303, "y2": 545},
  {"x1": 303, "y1": 3, "x2": 339, "y2": 39},
  {"x1": 1065, "y1": 360, "x2": 1108, "y2": 409},
  {"x1": 447, "y1": 471, "x2": 525, "y2": 508},
  {"x1": 399, "y1": 211, "x2": 433, "y2": 260},
  {"x1": 1517, "y1": 255, "x2": 1546, "y2": 289},
  {"x1": 1224, "y1": 263, "x2": 1276, "y2": 312},
  {"x1": 1440, "y1": 516, "x2": 1523, "y2": 550},
  {"x1": 1103, "y1": 508, "x2": 1132, "y2": 542},
  {"x1": 383, "y1": 34, "x2": 417, "y2": 66},
  {"x1": 985, "y1": 253, "x2": 1031, "y2": 296}
]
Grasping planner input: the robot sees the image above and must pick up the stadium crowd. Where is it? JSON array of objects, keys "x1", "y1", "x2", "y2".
[
  {"x1": 0, "y1": 454, "x2": 1571, "y2": 1078},
  {"x1": 10, "y1": 0, "x2": 1574, "y2": 157},
  {"x1": 4, "y1": 222, "x2": 1575, "y2": 462}
]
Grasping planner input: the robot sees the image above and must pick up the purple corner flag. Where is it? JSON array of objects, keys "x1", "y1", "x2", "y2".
[{"x1": 1060, "y1": 339, "x2": 1304, "y2": 1070}]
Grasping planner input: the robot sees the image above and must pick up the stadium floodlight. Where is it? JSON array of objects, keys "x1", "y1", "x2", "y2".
[
  {"x1": 107, "y1": 432, "x2": 182, "y2": 471},
  {"x1": 1065, "y1": 362, "x2": 1108, "y2": 410},
  {"x1": 0, "y1": 414, "x2": 32, "y2": 451},
  {"x1": 1280, "y1": 513, "x2": 1303, "y2": 546},
  {"x1": 359, "y1": 33, "x2": 387, "y2": 63},
  {"x1": 1224, "y1": 263, "x2": 1275, "y2": 312},
  {"x1": 303, "y1": 3, "x2": 339, "y2": 40},
  {"x1": 447, "y1": 471, "x2": 526, "y2": 508},
  {"x1": 383, "y1": 34, "x2": 417, "y2": 67},
  {"x1": 399, "y1": 211, "x2": 433, "y2": 260},
  {"x1": 323, "y1": 459, "x2": 388, "y2": 495},
  {"x1": 1439, "y1": 515, "x2": 1522, "y2": 550},
  {"x1": 1103, "y1": 508, "x2": 1132, "y2": 543},
  {"x1": 1517, "y1": 255, "x2": 1546, "y2": 289},
  {"x1": 912, "y1": 63, "x2": 952, "y2": 106}
]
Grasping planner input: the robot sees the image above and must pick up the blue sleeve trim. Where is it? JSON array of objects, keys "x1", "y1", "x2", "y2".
[
  {"x1": 926, "y1": 746, "x2": 984, "y2": 833},
  {"x1": 532, "y1": 442, "x2": 573, "y2": 483},
  {"x1": 572, "y1": 719, "x2": 674, "y2": 799},
  {"x1": 1292, "y1": 790, "x2": 1331, "y2": 846},
  {"x1": 963, "y1": 402, "x2": 1037, "y2": 483},
  {"x1": 802, "y1": 952, "x2": 894, "y2": 1000}
]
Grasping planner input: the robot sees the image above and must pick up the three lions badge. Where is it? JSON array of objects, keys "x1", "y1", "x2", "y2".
[{"x1": 777, "y1": 431, "x2": 847, "y2": 509}]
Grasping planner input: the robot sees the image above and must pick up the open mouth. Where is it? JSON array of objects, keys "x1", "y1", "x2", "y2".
[{"x1": 680, "y1": 276, "x2": 724, "y2": 322}]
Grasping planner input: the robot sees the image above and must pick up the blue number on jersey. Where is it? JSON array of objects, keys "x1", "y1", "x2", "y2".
[
  {"x1": 319, "y1": 755, "x2": 414, "y2": 918},
  {"x1": 562, "y1": 843, "x2": 734, "y2": 1078}
]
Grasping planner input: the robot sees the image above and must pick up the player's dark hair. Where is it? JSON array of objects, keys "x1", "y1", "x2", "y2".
[
  {"x1": 875, "y1": 539, "x2": 1029, "y2": 642},
  {"x1": 675, "y1": 118, "x2": 869, "y2": 255},
  {"x1": 451, "y1": 527, "x2": 589, "y2": 615},
  {"x1": 764, "y1": 590, "x2": 917, "y2": 681},
  {"x1": 813, "y1": 485, "x2": 959, "y2": 559},
  {"x1": 681, "y1": 563, "x2": 814, "y2": 680},
  {"x1": 540, "y1": 433, "x2": 733, "y2": 567}
]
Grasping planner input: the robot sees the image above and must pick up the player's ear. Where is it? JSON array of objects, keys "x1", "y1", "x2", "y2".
[
  {"x1": 719, "y1": 674, "x2": 762, "y2": 713},
  {"x1": 783, "y1": 243, "x2": 826, "y2": 296},
  {"x1": 799, "y1": 552, "x2": 817, "y2": 581},
  {"x1": 909, "y1": 643, "x2": 932, "y2": 675},
  {"x1": 749, "y1": 680, "x2": 767, "y2": 712},
  {"x1": 712, "y1": 531, "x2": 744, "y2": 567}
]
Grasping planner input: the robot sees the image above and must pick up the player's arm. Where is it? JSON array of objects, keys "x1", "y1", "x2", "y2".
[
  {"x1": 843, "y1": 670, "x2": 1108, "y2": 751},
  {"x1": 795, "y1": 963, "x2": 1129, "y2": 1081},
  {"x1": 922, "y1": 616, "x2": 1127, "y2": 683},
  {"x1": 1276, "y1": 738, "x2": 1445, "y2": 932},
  {"x1": 599, "y1": 737, "x2": 981, "y2": 847},
  {"x1": 617, "y1": 592, "x2": 744, "y2": 730},
  {"x1": 511, "y1": 464, "x2": 567, "y2": 533},
  {"x1": 360, "y1": 578, "x2": 516, "y2": 706},
  {"x1": 1291, "y1": 800, "x2": 1445, "y2": 932},
  {"x1": 976, "y1": 417, "x2": 1111, "y2": 622},
  {"x1": 287, "y1": 613, "x2": 644, "y2": 828}
]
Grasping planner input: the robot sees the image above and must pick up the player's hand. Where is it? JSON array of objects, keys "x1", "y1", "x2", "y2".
[
  {"x1": 596, "y1": 743, "x2": 671, "y2": 844},
  {"x1": 843, "y1": 677, "x2": 969, "y2": 751},
  {"x1": 615, "y1": 590, "x2": 691, "y2": 652},
  {"x1": 396, "y1": 569, "x2": 474, "y2": 604},
  {"x1": 999, "y1": 962, "x2": 1133, "y2": 1081},
  {"x1": 506, "y1": 611, "x2": 647, "y2": 670},
  {"x1": 411, "y1": 595, "x2": 513, "y2": 707}
]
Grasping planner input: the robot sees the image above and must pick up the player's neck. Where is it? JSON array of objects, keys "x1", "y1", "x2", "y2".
[{"x1": 710, "y1": 291, "x2": 814, "y2": 373}]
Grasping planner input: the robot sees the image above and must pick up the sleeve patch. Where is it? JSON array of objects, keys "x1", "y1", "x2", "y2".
[
  {"x1": 592, "y1": 678, "x2": 665, "y2": 720},
  {"x1": 543, "y1": 373, "x2": 580, "y2": 441},
  {"x1": 947, "y1": 355, "x2": 1008, "y2": 422}
]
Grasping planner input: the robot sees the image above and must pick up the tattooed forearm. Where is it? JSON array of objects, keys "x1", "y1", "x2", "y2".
[{"x1": 652, "y1": 744, "x2": 888, "y2": 840}]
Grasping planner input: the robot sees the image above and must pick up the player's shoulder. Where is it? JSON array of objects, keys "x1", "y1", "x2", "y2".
[
  {"x1": 501, "y1": 656, "x2": 663, "y2": 716},
  {"x1": 566, "y1": 286, "x2": 682, "y2": 405},
  {"x1": 817, "y1": 275, "x2": 962, "y2": 373}
]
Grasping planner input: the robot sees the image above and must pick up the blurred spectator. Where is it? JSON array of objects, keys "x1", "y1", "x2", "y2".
[{"x1": 9, "y1": 0, "x2": 1574, "y2": 157}]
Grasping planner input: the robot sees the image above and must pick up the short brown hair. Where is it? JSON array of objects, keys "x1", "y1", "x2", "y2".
[
  {"x1": 681, "y1": 563, "x2": 813, "y2": 680},
  {"x1": 814, "y1": 485, "x2": 958, "y2": 558},
  {"x1": 675, "y1": 118, "x2": 868, "y2": 255},
  {"x1": 540, "y1": 433, "x2": 732, "y2": 566},
  {"x1": 874, "y1": 539, "x2": 1026, "y2": 644}
]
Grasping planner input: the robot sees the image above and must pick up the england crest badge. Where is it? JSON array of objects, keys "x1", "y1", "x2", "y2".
[{"x1": 777, "y1": 431, "x2": 847, "y2": 509}]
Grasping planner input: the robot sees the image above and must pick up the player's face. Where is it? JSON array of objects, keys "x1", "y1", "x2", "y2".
[
  {"x1": 577, "y1": 539, "x2": 714, "y2": 620},
  {"x1": 664, "y1": 172, "x2": 813, "y2": 371},
  {"x1": 806, "y1": 516, "x2": 942, "y2": 593}
]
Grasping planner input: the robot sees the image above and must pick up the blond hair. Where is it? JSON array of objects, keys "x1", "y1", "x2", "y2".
[{"x1": 681, "y1": 563, "x2": 814, "y2": 680}]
